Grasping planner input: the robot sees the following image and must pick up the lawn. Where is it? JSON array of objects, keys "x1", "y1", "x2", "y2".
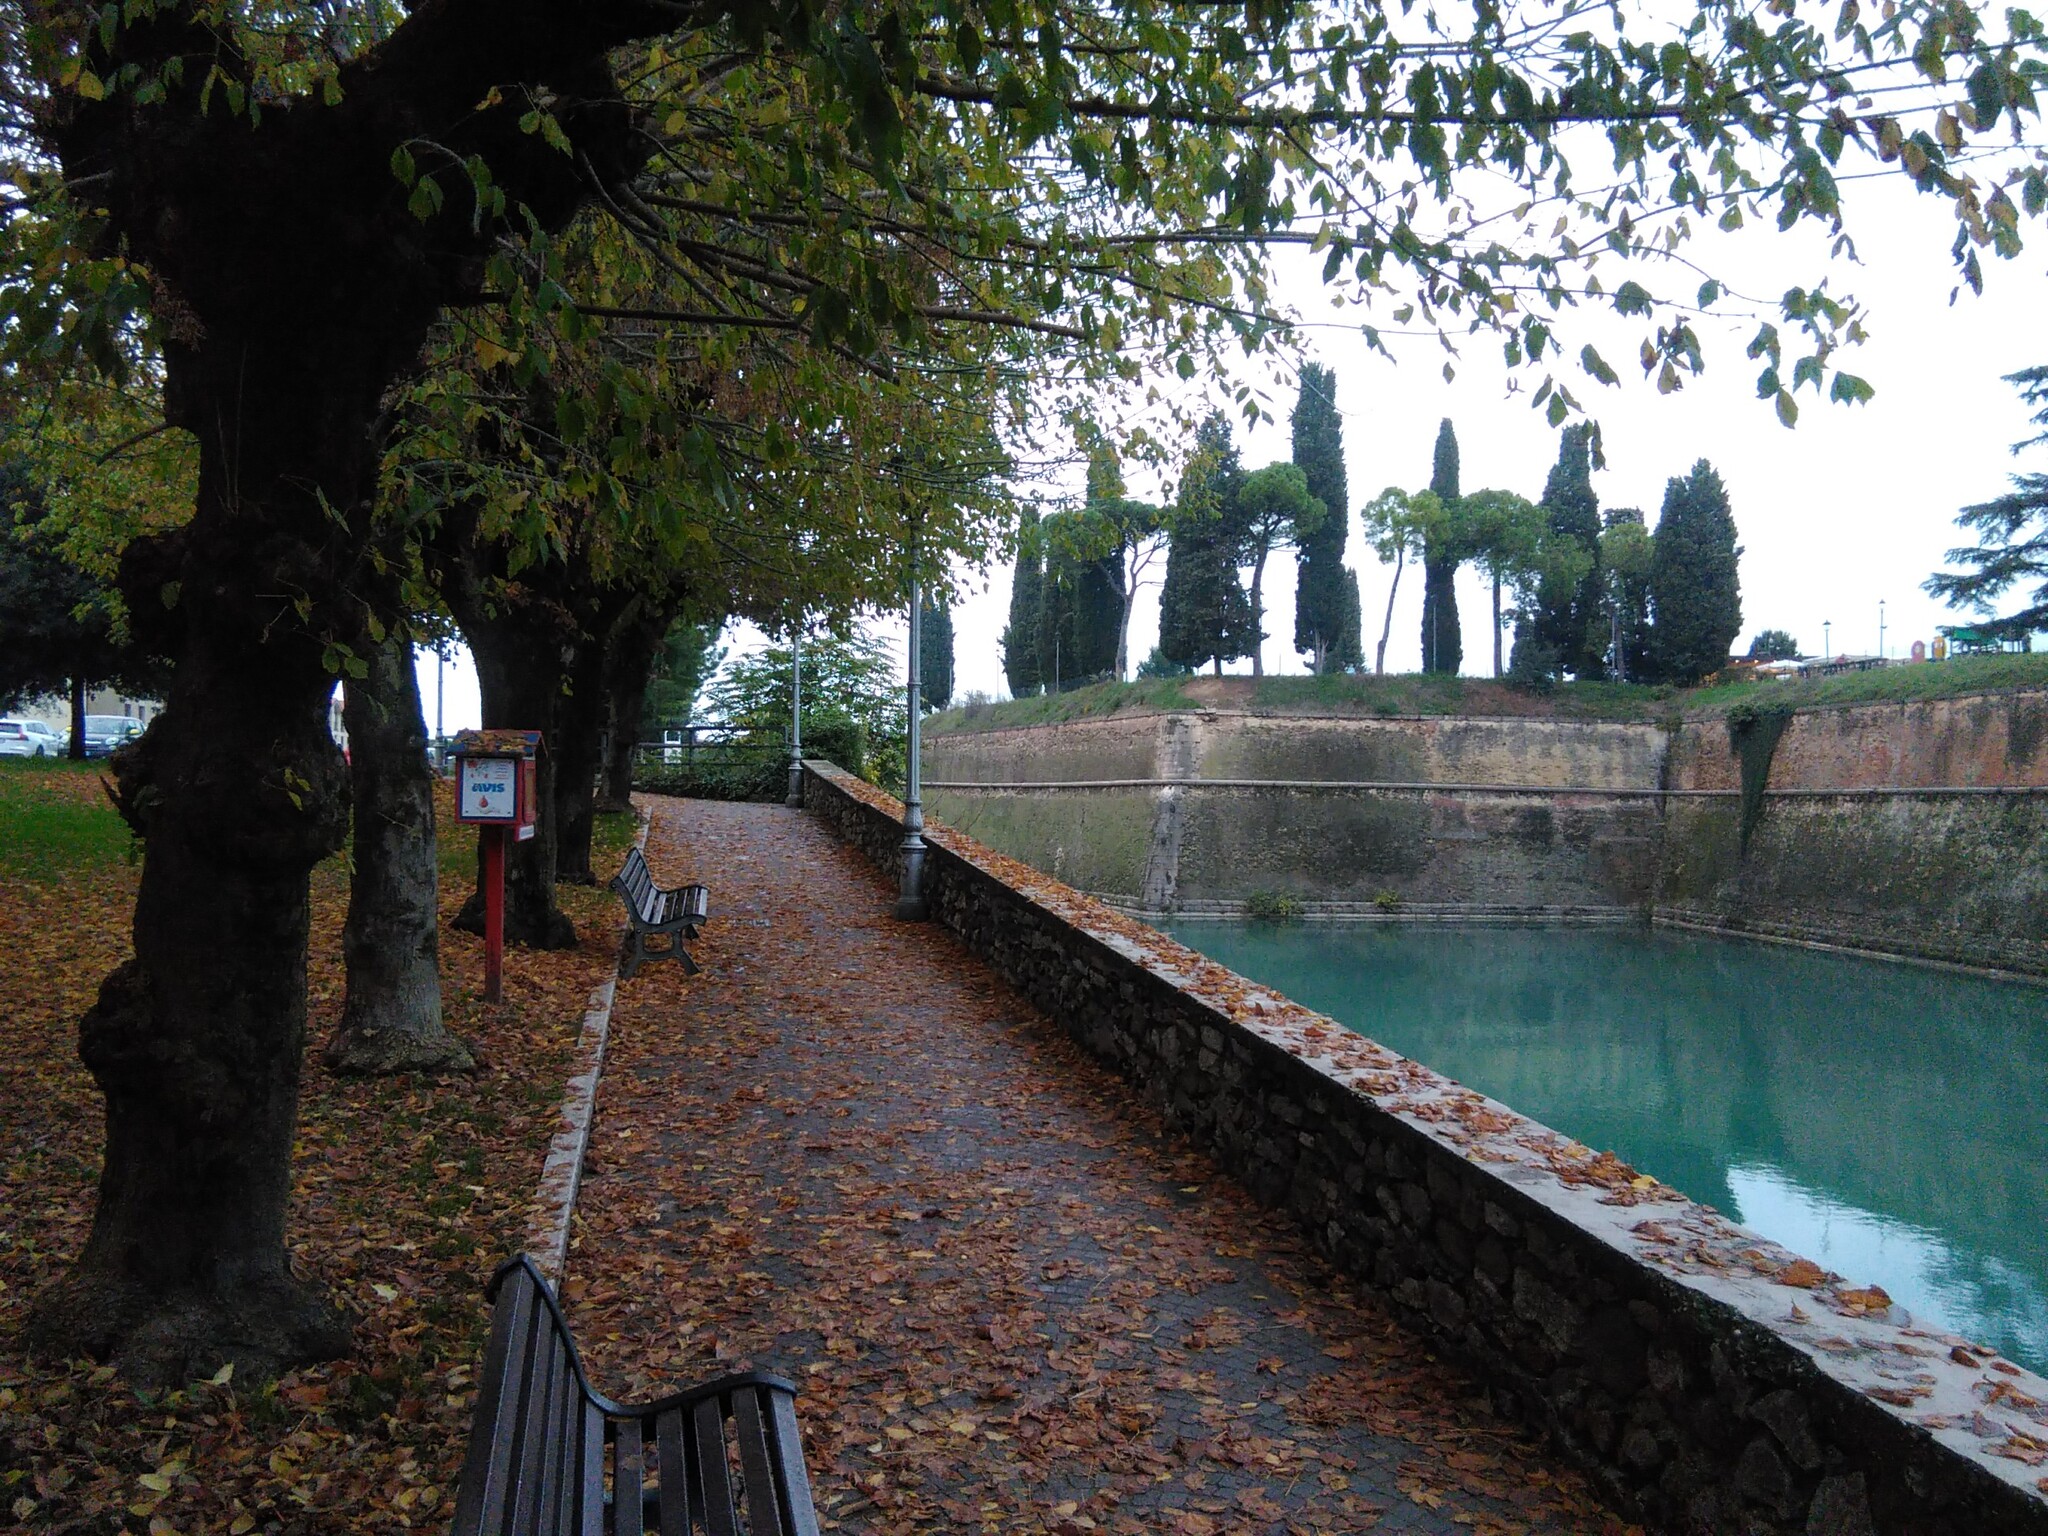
[{"x1": 0, "y1": 774, "x2": 632, "y2": 1535}]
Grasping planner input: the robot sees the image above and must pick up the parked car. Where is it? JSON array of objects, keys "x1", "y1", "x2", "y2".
[
  {"x1": 0, "y1": 719, "x2": 61, "y2": 757},
  {"x1": 84, "y1": 715, "x2": 144, "y2": 758}
]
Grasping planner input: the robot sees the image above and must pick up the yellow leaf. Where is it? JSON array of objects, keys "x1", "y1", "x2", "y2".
[
  {"x1": 230, "y1": 1517, "x2": 257, "y2": 1535},
  {"x1": 75, "y1": 71, "x2": 105, "y2": 101},
  {"x1": 210, "y1": 1361, "x2": 235, "y2": 1386},
  {"x1": 138, "y1": 1472, "x2": 174, "y2": 1493}
]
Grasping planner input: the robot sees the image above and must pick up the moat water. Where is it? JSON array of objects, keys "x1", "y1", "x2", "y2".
[{"x1": 1158, "y1": 920, "x2": 2048, "y2": 1374}]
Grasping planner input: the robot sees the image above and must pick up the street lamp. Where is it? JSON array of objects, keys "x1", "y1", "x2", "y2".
[
  {"x1": 1823, "y1": 619, "x2": 1831, "y2": 659},
  {"x1": 1879, "y1": 599, "x2": 1887, "y2": 661},
  {"x1": 786, "y1": 626, "x2": 804, "y2": 809},
  {"x1": 895, "y1": 544, "x2": 928, "y2": 922}
]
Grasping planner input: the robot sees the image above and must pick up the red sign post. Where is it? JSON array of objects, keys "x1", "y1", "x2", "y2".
[{"x1": 451, "y1": 730, "x2": 541, "y2": 1003}]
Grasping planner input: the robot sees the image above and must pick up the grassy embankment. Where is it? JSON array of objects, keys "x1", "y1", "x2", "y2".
[
  {"x1": 926, "y1": 652, "x2": 2048, "y2": 735},
  {"x1": 0, "y1": 756, "x2": 636, "y2": 1535}
]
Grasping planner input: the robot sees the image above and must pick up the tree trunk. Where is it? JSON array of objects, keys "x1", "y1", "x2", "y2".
[
  {"x1": 451, "y1": 616, "x2": 579, "y2": 950},
  {"x1": 1375, "y1": 547, "x2": 1404, "y2": 676},
  {"x1": 68, "y1": 675, "x2": 88, "y2": 759},
  {"x1": 600, "y1": 664, "x2": 647, "y2": 813},
  {"x1": 596, "y1": 600, "x2": 674, "y2": 813},
  {"x1": 551, "y1": 651, "x2": 608, "y2": 886},
  {"x1": 24, "y1": 0, "x2": 674, "y2": 1387},
  {"x1": 1248, "y1": 542, "x2": 1269, "y2": 678},
  {"x1": 1493, "y1": 577, "x2": 1503, "y2": 677},
  {"x1": 26, "y1": 372, "x2": 361, "y2": 1386},
  {"x1": 325, "y1": 636, "x2": 472, "y2": 1075}
]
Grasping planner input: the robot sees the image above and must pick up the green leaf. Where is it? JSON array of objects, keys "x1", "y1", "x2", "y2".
[
  {"x1": 1696, "y1": 279, "x2": 1720, "y2": 308},
  {"x1": 1774, "y1": 389, "x2": 1799, "y2": 428},
  {"x1": 390, "y1": 145, "x2": 416, "y2": 187},
  {"x1": 1613, "y1": 280, "x2": 1653, "y2": 316},
  {"x1": 1579, "y1": 344, "x2": 1618, "y2": 387},
  {"x1": 1829, "y1": 371, "x2": 1875, "y2": 405}
]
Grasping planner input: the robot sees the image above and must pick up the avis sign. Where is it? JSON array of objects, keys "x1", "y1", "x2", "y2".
[{"x1": 458, "y1": 757, "x2": 519, "y2": 821}]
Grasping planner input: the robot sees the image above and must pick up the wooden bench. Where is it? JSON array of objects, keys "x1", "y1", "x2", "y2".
[
  {"x1": 451, "y1": 1255, "x2": 820, "y2": 1536},
  {"x1": 610, "y1": 846, "x2": 709, "y2": 979}
]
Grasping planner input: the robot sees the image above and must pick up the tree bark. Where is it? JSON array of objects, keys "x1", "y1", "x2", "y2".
[
  {"x1": 597, "y1": 600, "x2": 674, "y2": 813},
  {"x1": 1247, "y1": 542, "x2": 1269, "y2": 678},
  {"x1": 1374, "y1": 548, "x2": 1404, "y2": 676},
  {"x1": 68, "y1": 675, "x2": 88, "y2": 760},
  {"x1": 447, "y1": 596, "x2": 581, "y2": 950},
  {"x1": 325, "y1": 637, "x2": 472, "y2": 1075},
  {"x1": 1492, "y1": 576, "x2": 1504, "y2": 678},
  {"x1": 551, "y1": 647, "x2": 609, "y2": 886}
]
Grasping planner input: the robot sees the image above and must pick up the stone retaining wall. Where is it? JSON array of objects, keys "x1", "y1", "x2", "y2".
[{"x1": 804, "y1": 761, "x2": 2048, "y2": 1536}]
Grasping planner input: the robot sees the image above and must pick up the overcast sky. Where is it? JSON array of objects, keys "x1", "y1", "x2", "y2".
[{"x1": 420, "y1": 165, "x2": 2048, "y2": 728}]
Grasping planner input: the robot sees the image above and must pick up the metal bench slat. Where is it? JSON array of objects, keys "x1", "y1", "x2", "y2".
[
  {"x1": 511, "y1": 1336, "x2": 563, "y2": 1534},
  {"x1": 451, "y1": 1268, "x2": 539, "y2": 1535},
  {"x1": 655, "y1": 1408, "x2": 689, "y2": 1536},
  {"x1": 612, "y1": 1421, "x2": 643, "y2": 1536},
  {"x1": 730, "y1": 1388, "x2": 786, "y2": 1535},
  {"x1": 693, "y1": 1396, "x2": 740, "y2": 1536},
  {"x1": 579, "y1": 1402, "x2": 605, "y2": 1536},
  {"x1": 768, "y1": 1392, "x2": 822, "y2": 1536},
  {"x1": 547, "y1": 1345, "x2": 580, "y2": 1534}
]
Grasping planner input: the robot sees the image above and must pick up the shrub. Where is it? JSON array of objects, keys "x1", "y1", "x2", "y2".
[
  {"x1": 1371, "y1": 888, "x2": 1402, "y2": 912},
  {"x1": 1245, "y1": 890, "x2": 1304, "y2": 923}
]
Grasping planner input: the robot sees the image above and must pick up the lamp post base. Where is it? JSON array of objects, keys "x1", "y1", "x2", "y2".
[
  {"x1": 894, "y1": 837, "x2": 927, "y2": 921},
  {"x1": 786, "y1": 758, "x2": 804, "y2": 809}
]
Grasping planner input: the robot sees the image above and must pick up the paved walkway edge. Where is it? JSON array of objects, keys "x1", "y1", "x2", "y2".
[{"x1": 522, "y1": 810, "x2": 645, "y2": 1286}]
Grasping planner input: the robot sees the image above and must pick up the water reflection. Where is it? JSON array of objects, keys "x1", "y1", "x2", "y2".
[{"x1": 1160, "y1": 921, "x2": 2048, "y2": 1373}]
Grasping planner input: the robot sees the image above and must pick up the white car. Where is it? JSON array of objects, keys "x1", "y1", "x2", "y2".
[{"x1": 0, "y1": 719, "x2": 62, "y2": 757}]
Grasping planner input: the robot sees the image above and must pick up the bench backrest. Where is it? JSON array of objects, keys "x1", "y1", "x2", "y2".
[{"x1": 451, "y1": 1258, "x2": 817, "y2": 1536}]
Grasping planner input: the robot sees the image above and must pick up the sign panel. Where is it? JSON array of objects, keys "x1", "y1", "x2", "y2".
[{"x1": 458, "y1": 757, "x2": 520, "y2": 822}]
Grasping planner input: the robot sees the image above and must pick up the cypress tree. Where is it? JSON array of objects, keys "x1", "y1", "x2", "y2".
[
  {"x1": 1001, "y1": 507, "x2": 1044, "y2": 696},
  {"x1": 1157, "y1": 412, "x2": 1254, "y2": 673},
  {"x1": 1290, "y1": 363, "x2": 1351, "y2": 672},
  {"x1": 919, "y1": 592, "x2": 955, "y2": 710},
  {"x1": 1420, "y1": 418, "x2": 1464, "y2": 673},
  {"x1": 1037, "y1": 511, "x2": 1123, "y2": 689},
  {"x1": 1533, "y1": 423, "x2": 1606, "y2": 678},
  {"x1": 1646, "y1": 460, "x2": 1743, "y2": 684},
  {"x1": 1335, "y1": 569, "x2": 1364, "y2": 671}
]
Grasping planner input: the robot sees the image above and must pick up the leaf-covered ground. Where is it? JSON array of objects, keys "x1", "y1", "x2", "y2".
[
  {"x1": 0, "y1": 761, "x2": 628, "y2": 1534},
  {"x1": 569, "y1": 798, "x2": 1641, "y2": 1536}
]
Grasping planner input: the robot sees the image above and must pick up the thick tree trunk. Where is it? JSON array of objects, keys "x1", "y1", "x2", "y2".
[
  {"x1": 600, "y1": 661, "x2": 648, "y2": 812},
  {"x1": 325, "y1": 637, "x2": 472, "y2": 1075},
  {"x1": 452, "y1": 620, "x2": 579, "y2": 950},
  {"x1": 551, "y1": 655, "x2": 607, "y2": 886},
  {"x1": 26, "y1": 408, "x2": 360, "y2": 1387},
  {"x1": 1375, "y1": 548, "x2": 1404, "y2": 676},
  {"x1": 25, "y1": 0, "x2": 676, "y2": 1388},
  {"x1": 68, "y1": 675, "x2": 88, "y2": 759}
]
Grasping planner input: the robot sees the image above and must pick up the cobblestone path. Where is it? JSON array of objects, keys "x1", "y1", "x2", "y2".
[{"x1": 565, "y1": 798, "x2": 1635, "y2": 1536}]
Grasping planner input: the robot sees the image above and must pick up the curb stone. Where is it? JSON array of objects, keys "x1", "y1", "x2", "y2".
[{"x1": 522, "y1": 806, "x2": 648, "y2": 1286}]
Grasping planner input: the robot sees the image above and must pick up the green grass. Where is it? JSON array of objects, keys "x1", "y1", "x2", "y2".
[
  {"x1": 1678, "y1": 652, "x2": 2048, "y2": 716},
  {"x1": 1244, "y1": 672, "x2": 1673, "y2": 720},
  {"x1": 924, "y1": 678, "x2": 1195, "y2": 734},
  {"x1": 0, "y1": 758, "x2": 133, "y2": 880},
  {"x1": 928, "y1": 652, "x2": 2048, "y2": 734}
]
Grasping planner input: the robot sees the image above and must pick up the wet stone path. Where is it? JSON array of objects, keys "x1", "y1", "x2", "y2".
[{"x1": 565, "y1": 799, "x2": 1635, "y2": 1536}]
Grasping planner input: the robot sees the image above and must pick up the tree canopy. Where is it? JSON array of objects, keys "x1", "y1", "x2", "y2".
[
  {"x1": 1289, "y1": 363, "x2": 1350, "y2": 673},
  {"x1": 1647, "y1": 460, "x2": 1744, "y2": 684},
  {"x1": 1928, "y1": 365, "x2": 2048, "y2": 638}
]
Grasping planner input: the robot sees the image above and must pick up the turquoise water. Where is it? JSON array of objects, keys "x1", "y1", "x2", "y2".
[{"x1": 1160, "y1": 921, "x2": 2048, "y2": 1374}]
